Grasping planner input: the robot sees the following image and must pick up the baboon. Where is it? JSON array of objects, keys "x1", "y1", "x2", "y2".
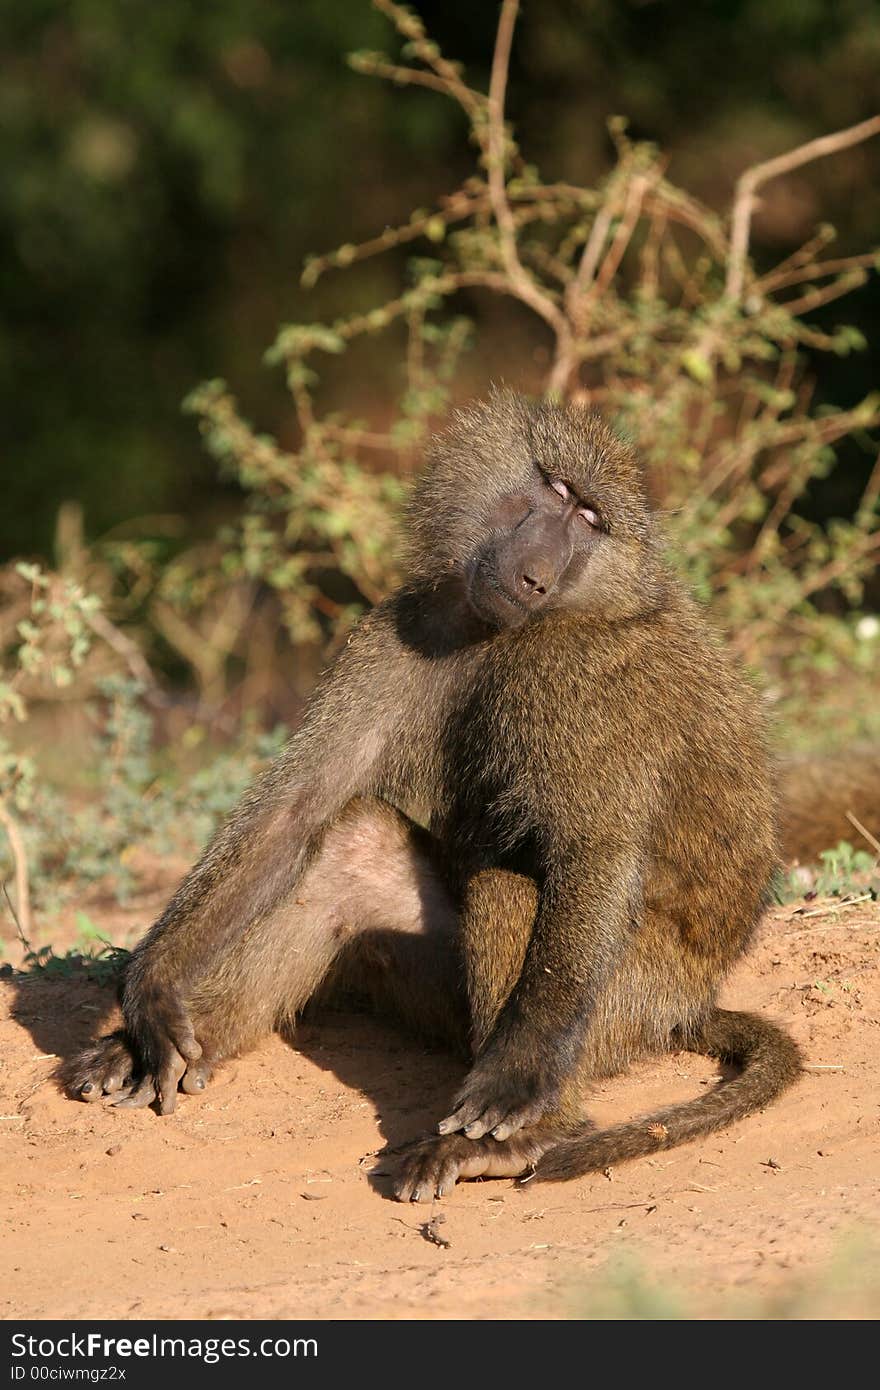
[{"x1": 64, "y1": 390, "x2": 874, "y2": 1199}]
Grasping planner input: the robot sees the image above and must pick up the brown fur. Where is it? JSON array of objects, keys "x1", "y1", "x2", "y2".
[
  {"x1": 780, "y1": 748, "x2": 880, "y2": 862},
  {"x1": 63, "y1": 390, "x2": 815, "y2": 1195}
]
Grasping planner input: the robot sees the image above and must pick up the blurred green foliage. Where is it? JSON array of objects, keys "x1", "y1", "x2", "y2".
[
  {"x1": 774, "y1": 840, "x2": 879, "y2": 903},
  {"x1": 4, "y1": 0, "x2": 880, "y2": 564},
  {"x1": 563, "y1": 1239, "x2": 880, "y2": 1319},
  {"x1": 0, "y1": 0, "x2": 432, "y2": 556}
]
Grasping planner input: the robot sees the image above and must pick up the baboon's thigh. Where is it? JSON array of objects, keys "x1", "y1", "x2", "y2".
[
  {"x1": 312, "y1": 802, "x2": 467, "y2": 1051},
  {"x1": 187, "y1": 796, "x2": 462, "y2": 1043}
]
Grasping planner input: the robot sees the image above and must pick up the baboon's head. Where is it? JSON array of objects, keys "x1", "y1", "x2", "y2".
[{"x1": 407, "y1": 389, "x2": 666, "y2": 628}]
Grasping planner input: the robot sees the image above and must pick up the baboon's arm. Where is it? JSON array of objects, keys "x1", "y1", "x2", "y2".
[
  {"x1": 120, "y1": 612, "x2": 405, "y2": 1109},
  {"x1": 441, "y1": 856, "x2": 636, "y2": 1139}
]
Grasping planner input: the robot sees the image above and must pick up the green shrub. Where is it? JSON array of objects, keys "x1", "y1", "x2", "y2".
[{"x1": 176, "y1": 0, "x2": 880, "y2": 736}]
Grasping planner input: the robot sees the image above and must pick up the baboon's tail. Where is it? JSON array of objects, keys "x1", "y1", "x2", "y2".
[
  {"x1": 779, "y1": 747, "x2": 880, "y2": 863},
  {"x1": 533, "y1": 1008, "x2": 801, "y2": 1183}
]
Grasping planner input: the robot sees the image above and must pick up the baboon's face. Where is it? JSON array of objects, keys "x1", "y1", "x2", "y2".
[
  {"x1": 466, "y1": 464, "x2": 605, "y2": 629},
  {"x1": 408, "y1": 392, "x2": 661, "y2": 629}
]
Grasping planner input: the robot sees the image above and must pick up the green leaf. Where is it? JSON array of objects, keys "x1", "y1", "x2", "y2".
[{"x1": 680, "y1": 350, "x2": 713, "y2": 384}]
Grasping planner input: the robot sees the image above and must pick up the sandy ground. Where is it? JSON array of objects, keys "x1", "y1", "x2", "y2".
[{"x1": 1, "y1": 879, "x2": 878, "y2": 1321}]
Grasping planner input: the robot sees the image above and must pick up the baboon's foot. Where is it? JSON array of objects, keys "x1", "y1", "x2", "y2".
[
  {"x1": 60, "y1": 1030, "x2": 215, "y2": 1108},
  {"x1": 393, "y1": 1129, "x2": 558, "y2": 1202}
]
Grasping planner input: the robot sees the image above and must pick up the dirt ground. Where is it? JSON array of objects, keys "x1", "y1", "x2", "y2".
[{"x1": 1, "y1": 873, "x2": 878, "y2": 1321}]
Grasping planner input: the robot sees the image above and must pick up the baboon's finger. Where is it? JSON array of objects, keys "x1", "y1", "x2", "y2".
[
  {"x1": 169, "y1": 1019, "x2": 202, "y2": 1064},
  {"x1": 462, "y1": 1106, "x2": 507, "y2": 1138},
  {"x1": 101, "y1": 1063, "x2": 133, "y2": 1096},
  {"x1": 157, "y1": 1052, "x2": 187, "y2": 1114},
  {"x1": 180, "y1": 1058, "x2": 213, "y2": 1095},
  {"x1": 437, "y1": 1101, "x2": 481, "y2": 1135},
  {"x1": 113, "y1": 1077, "x2": 157, "y2": 1109}
]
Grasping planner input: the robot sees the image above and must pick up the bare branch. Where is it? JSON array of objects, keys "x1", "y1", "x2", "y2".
[
  {"x1": 644, "y1": 186, "x2": 727, "y2": 259},
  {"x1": 352, "y1": 56, "x2": 479, "y2": 104},
  {"x1": 569, "y1": 196, "x2": 619, "y2": 307},
  {"x1": 372, "y1": 0, "x2": 487, "y2": 129},
  {"x1": 778, "y1": 269, "x2": 868, "y2": 317},
  {"x1": 845, "y1": 809, "x2": 880, "y2": 857},
  {"x1": 84, "y1": 609, "x2": 157, "y2": 694},
  {"x1": 726, "y1": 115, "x2": 880, "y2": 303},
  {"x1": 592, "y1": 171, "x2": 656, "y2": 297},
  {"x1": 302, "y1": 189, "x2": 486, "y2": 287},
  {"x1": 856, "y1": 451, "x2": 880, "y2": 524},
  {"x1": 0, "y1": 799, "x2": 31, "y2": 943},
  {"x1": 485, "y1": 0, "x2": 571, "y2": 368},
  {"x1": 756, "y1": 251, "x2": 877, "y2": 296}
]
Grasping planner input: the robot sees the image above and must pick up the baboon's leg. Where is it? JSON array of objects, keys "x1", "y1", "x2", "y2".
[
  {"x1": 460, "y1": 868, "x2": 538, "y2": 1052},
  {"x1": 391, "y1": 865, "x2": 579, "y2": 1200},
  {"x1": 183, "y1": 799, "x2": 462, "y2": 1056},
  {"x1": 64, "y1": 798, "x2": 462, "y2": 1104},
  {"x1": 329, "y1": 859, "x2": 575, "y2": 1202},
  {"x1": 394, "y1": 908, "x2": 738, "y2": 1200},
  {"x1": 327, "y1": 865, "x2": 538, "y2": 1053},
  {"x1": 313, "y1": 917, "x2": 467, "y2": 1052}
]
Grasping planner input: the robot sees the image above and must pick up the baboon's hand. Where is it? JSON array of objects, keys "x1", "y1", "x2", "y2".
[
  {"x1": 437, "y1": 1058, "x2": 558, "y2": 1141},
  {"x1": 114, "y1": 982, "x2": 205, "y2": 1115}
]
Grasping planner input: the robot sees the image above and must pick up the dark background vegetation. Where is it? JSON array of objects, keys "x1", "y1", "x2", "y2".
[{"x1": 5, "y1": 0, "x2": 880, "y2": 565}]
